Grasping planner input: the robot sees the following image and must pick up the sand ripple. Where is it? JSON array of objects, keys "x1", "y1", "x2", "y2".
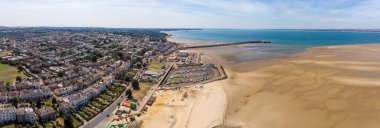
[{"x1": 223, "y1": 44, "x2": 380, "y2": 128}]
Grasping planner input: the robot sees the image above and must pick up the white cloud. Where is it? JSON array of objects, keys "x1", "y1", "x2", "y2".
[{"x1": 0, "y1": 0, "x2": 379, "y2": 28}]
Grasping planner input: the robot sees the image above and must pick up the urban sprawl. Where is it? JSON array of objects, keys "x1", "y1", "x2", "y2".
[{"x1": 0, "y1": 28, "x2": 226, "y2": 128}]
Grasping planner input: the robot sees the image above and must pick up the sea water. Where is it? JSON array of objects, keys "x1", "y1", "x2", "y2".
[{"x1": 166, "y1": 29, "x2": 380, "y2": 62}]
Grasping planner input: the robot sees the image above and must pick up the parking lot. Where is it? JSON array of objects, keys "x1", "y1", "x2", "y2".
[{"x1": 165, "y1": 65, "x2": 219, "y2": 86}]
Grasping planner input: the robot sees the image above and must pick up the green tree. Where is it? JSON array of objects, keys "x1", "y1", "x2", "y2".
[
  {"x1": 17, "y1": 65, "x2": 24, "y2": 72},
  {"x1": 63, "y1": 115, "x2": 74, "y2": 128},
  {"x1": 12, "y1": 97, "x2": 19, "y2": 107},
  {"x1": 125, "y1": 89, "x2": 133, "y2": 99},
  {"x1": 131, "y1": 79, "x2": 140, "y2": 90},
  {"x1": 142, "y1": 63, "x2": 148, "y2": 68},
  {"x1": 124, "y1": 75, "x2": 132, "y2": 83},
  {"x1": 57, "y1": 71, "x2": 65, "y2": 77},
  {"x1": 36, "y1": 98, "x2": 42, "y2": 108},
  {"x1": 52, "y1": 97, "x2": 57, "y2": 105},
  {"x1": 16, "y1": 76, "x2": 22, "y2": 82}
]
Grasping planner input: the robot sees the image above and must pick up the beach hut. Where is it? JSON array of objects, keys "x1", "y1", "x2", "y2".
[
  {"x1": 147, "y1": 96, "x2": 156, "y2": 106},
  {"x1": 142, "y1": 106, "x2": 148, "y2": 111}
]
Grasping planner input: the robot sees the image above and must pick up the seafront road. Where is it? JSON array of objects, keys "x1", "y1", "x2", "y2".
[
  {"x1": 81, "y1": 88, "x2": 127, "y2": 128},
  {"x1": 82, "y1": 64, "x2": 172, "y2": 128},
  {"x1": 82, "y1": 69, "x2": 144, "y2": 128}
]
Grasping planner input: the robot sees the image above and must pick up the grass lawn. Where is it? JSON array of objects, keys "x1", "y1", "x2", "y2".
[
  {"x1": 148, "y1": 62, "x2": 164, "y2": 73},
  {"x1": 133, "y1": 82, "x2": 152, "y2": 100},
  {"x1": 167, "y1": 77, "x2": 181, "y2": 84},
  {"x1": 71, "y1": 115, "x2": 83, "y2": 127},
  {"x1": 44, "y1": 123, "x2": 53, "y2": 128},
  {"x1": 100, "y1": 94, "x2": 112, "y2": 101},
  {"x1": 56, "y1": 117, "x2": 64, "y2": 127},
  {"x1": 0, "y1": 64, "x2": 26, "y2": 83},
  {"x1": 0, "y1": 124, "x2": 16, "y2": 128},
  {"x1": 45, "y1": 99, "x2": 53, "y2": 107}
]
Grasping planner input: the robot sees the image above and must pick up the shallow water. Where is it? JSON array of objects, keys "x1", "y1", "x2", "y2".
[{"x1": 167, "y1": 29, "x2": 380, "y2": 63}]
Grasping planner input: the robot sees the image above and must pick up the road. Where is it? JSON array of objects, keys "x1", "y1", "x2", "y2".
[
  {"x1": 23, "y1": 66, "x2": 43, "y2": 85},
  {"x1": 82, "y1": 65, "x2": 171, "y2": 127},
  {"x1": 81, "y1": 69, "x2": 144, "y2": 128},
  {"x1": 81, "y1": 88, "x2": 127, "y2": 128}
]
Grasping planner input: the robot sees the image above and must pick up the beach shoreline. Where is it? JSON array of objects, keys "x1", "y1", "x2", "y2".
[
  {"x1": 221, "y1": 44, "x2": 380, "y2": 128},
  {"x1": 142, "y1": 36, "x2": 380, "y2": 128}
]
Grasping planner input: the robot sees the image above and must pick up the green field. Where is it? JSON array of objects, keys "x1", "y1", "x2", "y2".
[
  {"x1": 0, "y1": 124, "x2": 16, "y2": 128},
  {"x1": 0, "y1": 64, "x2": 26, "y2": 83},
  {"x1": 148, "y1": 63, "x2": 164, "y2": 73}
]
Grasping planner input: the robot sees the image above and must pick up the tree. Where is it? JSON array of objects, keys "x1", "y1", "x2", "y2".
[
  {"x1": 135, "y1": 63, "x2": 142, "y2": 69},
  {"x1": 136, "y1": 57, "x2": 142, "y2": 63},
  {"x1": 63, "y1": 115, "x2": 74, "y2": 128},
  {"x1": 16, "y1": 76, "x2": 22, "y2": 82},
  {"x1": 91, "y1": 56, "x2": 97, "y2": 62},
  {"x1": 124, "y1": 75, "x2": 132, "y2": 83},
  {"x1": 125, "y1": 89, "x2": 133, "y2": 99},
  {"x1": 12, "y1": 97, "x2": 19, "y2": 107},
  {"x1": 57, "y1": 71, "x2": 65, "y2": 77},
  {"x1": 36, "y1": 98, "x2": 42, "y2": 108},
  {"x1": 142, "y1": 63, "x2": 148, "y2": 68},
  {"x1": 129, "y1": 116, "x2": 136, "y2": 122},
  {"x1": 17, "y1": 65, "x2": 24, "y2": 72},
  {"x1": 131, "y1": 79, "x2": 140, "y2": 90},
  {"x1": 52, "y1": 97, "x2": 57, "y2": 105}
]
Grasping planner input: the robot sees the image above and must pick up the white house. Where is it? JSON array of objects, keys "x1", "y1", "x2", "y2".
[
  {"x1": 0, "y1": 106, "x2": 16, "y2": 124},
  {"x1": 16, "y1": 107, "x2": 38, "y2": 123},
  {"x1": 68, "y1": 93, "x2": 88, "y2": 109}
]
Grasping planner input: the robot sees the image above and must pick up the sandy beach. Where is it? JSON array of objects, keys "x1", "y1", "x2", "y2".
[
  {"x1": 140, "y1": 81, "x2": 227, "y2": 128},
  {"x1": 145, "y1": 37, "x2": 380, "y2": 128}
]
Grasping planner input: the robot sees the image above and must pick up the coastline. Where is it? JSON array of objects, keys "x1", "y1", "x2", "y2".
[
  {"x1": 143, "y1": 35, "x2": 380, "y2": 128},
  {"x1": 220, "y1": 44, "x2": 380, "y2": 128}
]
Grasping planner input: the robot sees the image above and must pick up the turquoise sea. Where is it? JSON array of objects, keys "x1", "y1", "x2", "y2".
[{"x1": 166, "y1": 29, "x2": 380, "y2": 62}]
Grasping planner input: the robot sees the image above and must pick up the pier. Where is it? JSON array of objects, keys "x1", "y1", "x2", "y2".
[{"x1": 178, "y1": 40, "x2": 271, "y2": 50}]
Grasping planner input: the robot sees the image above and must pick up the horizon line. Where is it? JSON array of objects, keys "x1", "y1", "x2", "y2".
[{"x1": 1, "y1": 26, "x2": 380, "y2": 30}]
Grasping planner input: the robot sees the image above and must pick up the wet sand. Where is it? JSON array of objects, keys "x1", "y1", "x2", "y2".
[{"x1": 221, "y1": 44, "x2": 380, "y2": 128}]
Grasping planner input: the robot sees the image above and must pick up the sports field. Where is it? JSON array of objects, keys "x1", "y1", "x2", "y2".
[{"x1": 0, "y1": 64, "x2": 26, "y2": 83}]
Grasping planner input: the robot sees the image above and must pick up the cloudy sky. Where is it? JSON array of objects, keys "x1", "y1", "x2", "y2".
[{"x1": 0, "y1": 0, "x2": 379, "y2": 29}]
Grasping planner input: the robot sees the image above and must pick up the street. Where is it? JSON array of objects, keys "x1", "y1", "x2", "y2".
[{"x1": 81, "y1": 88, "x2": 127, "y2": 128}]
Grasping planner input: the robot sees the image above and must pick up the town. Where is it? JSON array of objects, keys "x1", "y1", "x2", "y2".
[{"x1": 0, "y1": 27, "x2": 226, "y2": 128}]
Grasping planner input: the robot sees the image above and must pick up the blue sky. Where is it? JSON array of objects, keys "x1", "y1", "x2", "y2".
[{"x1": 0, "y1": 0, "x2": 379, "y2": 29}]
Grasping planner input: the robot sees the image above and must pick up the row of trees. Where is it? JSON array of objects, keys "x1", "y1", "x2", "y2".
[
  {"x1": 0, "y1": 58, "x2": 24, "y2": 71},
  {"x1": 11, "y1": 97, "x2": 58, "y2": 108}
]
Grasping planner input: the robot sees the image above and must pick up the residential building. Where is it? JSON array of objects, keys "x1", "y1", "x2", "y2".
[
  {"x1": 38, "y1": 107, "x2": 56, "y2": 122},
  {"x1": 58, "y1": 102, "x2": 70, "y2": 114},
  {"x1": 68, "y1": 93, "x2": 88, "y2": 109},
  {"x1": 16, "y1": 107, "x2": 38, "y2": 123},
  {"x1": 0, "y1": 106, "x2": 16, "y2": 124}
]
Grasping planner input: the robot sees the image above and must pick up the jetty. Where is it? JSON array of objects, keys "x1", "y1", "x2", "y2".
[{"x1": 178, "y1": 40, "x2": 271, "y2": 50}]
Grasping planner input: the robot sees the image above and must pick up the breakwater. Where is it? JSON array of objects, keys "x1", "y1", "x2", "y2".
[{"x1": 178, "y1": 40, "x2": 271, "y2": 50}]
